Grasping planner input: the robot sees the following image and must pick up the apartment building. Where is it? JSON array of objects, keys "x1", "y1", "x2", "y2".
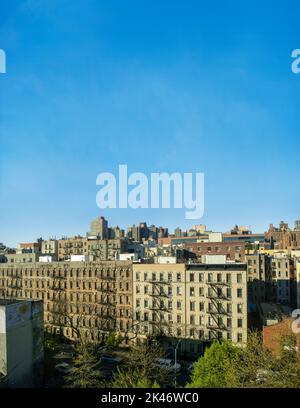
[
  {"x1": 132, "y1": 262, "x2": 248, "y2": 355},
  {"x1": 58, "y1": 236, "x2": 88, "y2": 261},
  {"x1": 270, "y1": 254, "x2": 291, "y2": 305},
  {"x1": 87, "y1": 238, "x2": 126, "y2": 261},
  {"x1": 89, "y1": 216, "x2": 108, "y2": 239},
  {"x1": 245, "y1": 253, "x2": 271, "y2": 303},
  {"x1": 296, "y1": 260, "x2": 300, "y2": 309},
  {"x1": 5, "y1": 252, "x2": 40, "y2": 264},
  {"x1": 183, "y1": 241, "x2": 246, "y2": 263},
  {"x1": 41, "y1": 239, "x2": 58, "y2": 256},
  {"x1": 0, "y1": 261, "x2": 133, "y2": 343}
]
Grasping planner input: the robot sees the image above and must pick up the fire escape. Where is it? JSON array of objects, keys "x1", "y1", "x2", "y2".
[
  {"x1": 148, "y1": 276, "x2": 172, "y2": 337},
  {"x1": 96, "y1": 268, "x2": 117, "y2": 335},
  {"x1": 206, "y1": 277, "x2": 231, "y2": 340}
]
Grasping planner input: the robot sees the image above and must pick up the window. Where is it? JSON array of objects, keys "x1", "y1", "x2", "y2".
[
  {"x1": 190, "y1": 287, "x2": 195, "y2": 296},
  {"x1": 199, "y1": 273, "x2": 204, "y2": 282},
  {"x1": 237, "y1": 273, "x2": 242, "y2": 283},
  {"x1": 217, "y1": 273, "x2": 222, "y2": 283},
  {"x1": 177, "y1": 301, "x2": 182, "y2": 310},
  {"x1": 238, "y1": 318, "x2": 243, "y2": 328},
  {"x1": 237, "y1": 304, "x2": 243, "y2": 314},
  {"x1": 190, "y1": 273, "x2": 195, "y2": 282},
  {"x1": 237, "y1": 288, "x2": 243, "y2": 298},
  {"x1": 190, "y1": 301, "x2": 195, "y2": 311},
  {"x1": 237, "y1": 333, "x2": 243, "y2": 343},
  {"x1": 199, "y1": 287, "x2": 204, "y2": 296},
  {"x1": 177, "y1": 314, "x2": 181, "y2": 323},
  {"x1": 177, "y1": 273, "x2": 181, "y2": 282}
]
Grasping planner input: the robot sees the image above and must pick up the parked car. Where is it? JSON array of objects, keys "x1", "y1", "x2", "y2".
[
  {"x1": 156, "y1": 358, "x2": 181, "y2": 373},
  {"x1": 55, "y1": 362, "x2": 73, "y2": 374}
]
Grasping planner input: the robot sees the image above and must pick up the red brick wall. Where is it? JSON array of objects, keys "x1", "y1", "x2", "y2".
[
  {"x1": 263, "y1": 318, "x2": 300, "y2": 357},
  {"x1": 183, "y1": 241, "x2": 246, "y2": 262}
]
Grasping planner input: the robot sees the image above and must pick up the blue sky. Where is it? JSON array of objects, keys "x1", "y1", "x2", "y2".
[{"x1": 1, "y1": 0, "x2": 300, "y2": 246}]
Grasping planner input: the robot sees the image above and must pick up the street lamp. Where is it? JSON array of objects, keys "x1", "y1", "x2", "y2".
[{"x1": 174, "y1": 339, "x2": 181, "y2": 388}]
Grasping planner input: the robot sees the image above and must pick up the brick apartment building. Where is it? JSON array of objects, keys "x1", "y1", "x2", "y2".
[
  {"x1": 183, "y1": 241, "x2": 246, "y2": 263},
  {"x1": 0, "y1": 261, "x2": 133, "y2": 343}
]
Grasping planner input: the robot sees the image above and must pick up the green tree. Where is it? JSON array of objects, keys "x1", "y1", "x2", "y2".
[
  {"x1": 108, "y1": 336, "x2": 169, "y2": 388},
  {"x1": 105, "y1": 332, "x2": 123, "y2": 350},
  {"x1": 186, "y1": 340, "x2": 239, "y2": 388},
  {"x1": 108, "y1": 367, "x2": 160, "y2": 388},
  {"x1": 65, "y1": 344, "x2": 103, "y2": 388},
  {"x1": 186, "y1": 331, "x2": 300, "y2": 388}
]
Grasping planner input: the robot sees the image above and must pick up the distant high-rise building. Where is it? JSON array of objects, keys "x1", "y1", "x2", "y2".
[
  {"x1": 139, "y1": 222, "x2": 149, "y2": 241},
  {"x1": 295, "y1": 219, "x2": 300, "y2": 231},
  {"x1": 90, "y1": 216, "x2": 108, "y2": 239},
  {"x1": 174, "y1": 227, "x2": 182, "y2": 237},
  {"x1": 148, "y1": 225, "x2": 158, "y2": 240},
  {"x1": 157, "y1": 227, "x2": 168, "y2": 238},
  {"x1": 127, "y1": 225, "x2": 141, "y2": 242},
  {"x1": 192, "y1": 224, "x2": 206, "y2": 234}
]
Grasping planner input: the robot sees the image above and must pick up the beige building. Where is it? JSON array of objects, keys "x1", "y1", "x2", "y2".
[
  {"x1": 87, "y1": 238, "x2": 126, "y2": 261},
  {"x1": 296, "y1": 260, "x2": 300, "y2": 309},
  {"x1": 0, "y1": 260, "x2": 248, "y2": 356},
  {"x1": 58, "y1": 236, "x2": 88, "y2": 261},
  {"x1": 132, "y1": 262, "x2": 248, "y2": 355},
  {"x1": 245, "y1": 253, "x2": 271, "y2": 303},
  {"x1": 270, "y1": 254, "x2": 291, "y2": 305},
  {"x1": 5, "y1": 253, "x2": 40, "y2": 264},
  {"x1": 0, "y1": 261, "x2": 133, "y2": 344},
  {"x1": 41, "y1": 239, "x2": 58, "y2": 257},
  {"x1": 89, "y1": 216, "x2": 108, "y2": 239}
]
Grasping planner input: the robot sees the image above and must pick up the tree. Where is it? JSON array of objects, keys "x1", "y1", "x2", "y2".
[
  {"x1": 105, "y1": 332, "x2": 123, "y2": 349},
  {"x1": 65, "y1": 343, "x2": 103, "y2": 388},
  {"x1": 108, "y1": 336, "x2": 170, "y2": 388},
  {"x1": 108, "y1": 367, "x2": 160, "y2": 388},
  {"x1": 186, "y1": 340, "x2": 239, "y2": 388},
  {"x1": 186, "y1": 331, "x2": 300, "y2": 388}
]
